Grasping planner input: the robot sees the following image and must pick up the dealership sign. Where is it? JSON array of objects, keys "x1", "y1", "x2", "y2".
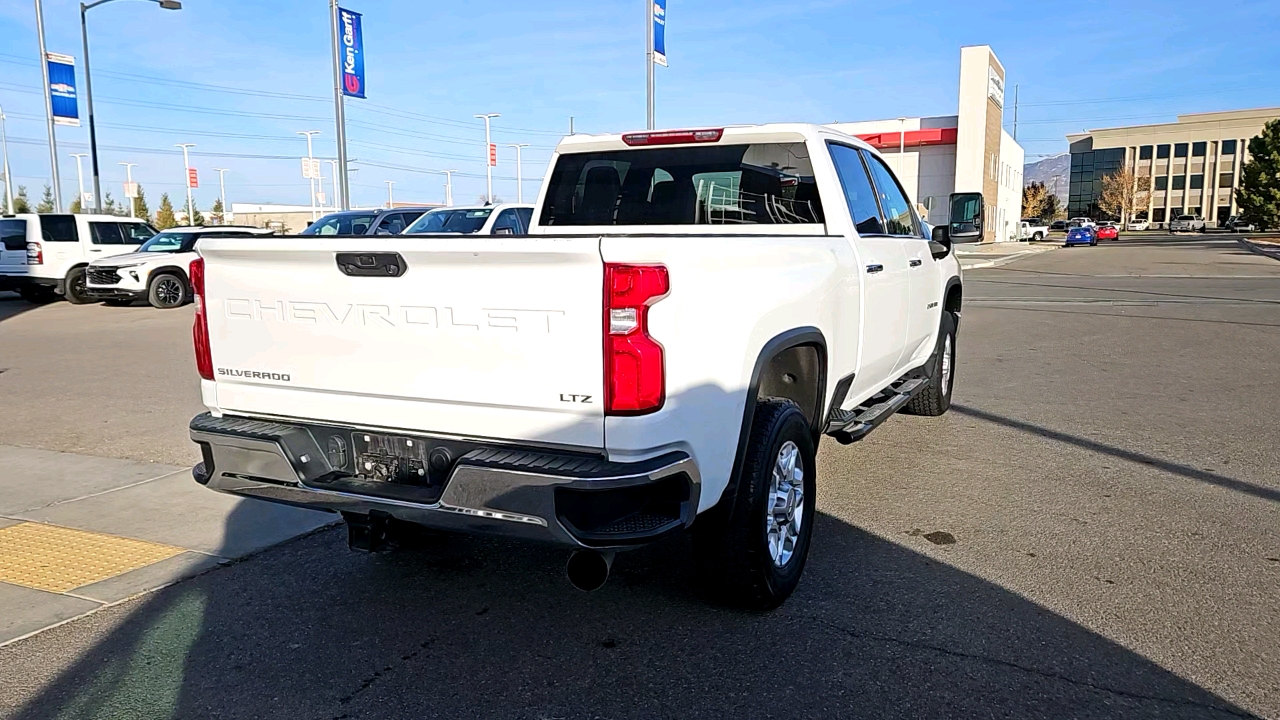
[
  {"x1": 652, "y1": 0, "x2": 667, "y2": 66},
  {"x1": 46, "y1": 53, "x2": 80, "y2": 127},
  {"x1": 339, "y1": 7, "x2": 366, "y2": 98},
  {"x1": 987, "y1": 65, "x2": 1004, "y2": 108}
]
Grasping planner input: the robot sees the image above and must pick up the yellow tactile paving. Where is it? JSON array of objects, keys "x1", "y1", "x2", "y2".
[{"x1": 0, "y1": 522, "x2": 184, "y2": 593}]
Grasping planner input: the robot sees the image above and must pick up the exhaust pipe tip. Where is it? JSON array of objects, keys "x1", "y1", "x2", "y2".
[{"x1": 566, "y1": 550, "x2": 614, "y2": 592}]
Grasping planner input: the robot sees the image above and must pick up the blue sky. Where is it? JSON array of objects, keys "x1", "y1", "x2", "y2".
[{"x1": 1, "y1": 0, "x2": 1278, "y2": 210}]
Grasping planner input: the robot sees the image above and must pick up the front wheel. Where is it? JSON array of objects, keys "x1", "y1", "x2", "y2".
[
  {"x1": 903, "y1": 311, "x2": 957, "y2": 416},
  {"x1": 693, "y1": 399, "x2": 816, "y2": 610},
  {"x1": 148, "y1": 272, "x2": 188, "y2": 309}
]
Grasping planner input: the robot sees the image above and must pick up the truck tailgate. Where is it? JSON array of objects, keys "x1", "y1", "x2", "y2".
[{"x1": 198, "y1": 235, "x2": 605, "y2": 448}]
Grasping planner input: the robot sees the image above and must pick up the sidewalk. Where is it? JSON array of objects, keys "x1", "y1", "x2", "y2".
[
  {"x1": 1239, "y1": 237, "x2": 1280, "y2": 261},
  {"x1": 0, "y1": 445, "x2": 335, "y2": 645},
  {"x1": 955, "y1": 241, "x2": 1058, "y2": 270}
]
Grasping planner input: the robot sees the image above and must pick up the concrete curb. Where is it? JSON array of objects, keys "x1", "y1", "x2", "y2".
[{"x1": 1238, "y1": 237, "x2": 1280, "y2": 261}]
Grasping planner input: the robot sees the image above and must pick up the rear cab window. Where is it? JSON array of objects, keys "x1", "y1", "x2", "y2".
[{"x1": 538, "y1": 142, "x2": 824, "y2": 227}]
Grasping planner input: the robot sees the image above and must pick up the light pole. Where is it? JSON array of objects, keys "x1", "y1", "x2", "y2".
[
  {"x1": 645, "y1": 0, "x2": 655, "y2": 129},
  {"x1": 507, "y1": 144, "x2": 529, "y2": 203},
  {"x1": 70, "y1": 153, "x2": 88, "y2": 210},
  {"x1": 297, "y1": 130, "x2": 320, "y2": 220},
  {"x1": 0, "y1": 105, "x2": 13, "y2": 214},
  {"x1": 474, "y1": 113, "x2": 500, "y2": 204},
  {"x1": 212, "y1": 167, "x2": 229, "y2": 223},
  {"x1": 34, "y1": 0, "x2": 62, "y2": 212},
  {"x1": 325, "y1": 159, "x2": 339, "y2": 209},
  {"x1": 81, "y1": 0, "x2": 182, "y2": 212},
  {"x1": 117, "y1": 161, "x2": 137, "y2": 217},
  {"x1": 328, "y1": 0, "x2": 350, "y2": 210},
  {"x1": 442, "y1": 170, "x2": 455, "y2": 207},
  {"x1": 175, "y1": 143, "x2": 195, "y2": 225},
  {"x1": 384, "y1": 180, "x2": 394, "y2": 209}
]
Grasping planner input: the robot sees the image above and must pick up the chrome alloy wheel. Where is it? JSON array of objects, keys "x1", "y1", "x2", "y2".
[
  {"x1": 155, "y1": 276, "x2": 184, "y2": 307},
  {"x1": 941, "y1": 334, "x2": 953, "y2": 396},
  {"x1": 766, "y1": 440, "x2": 805, "y2": 567}
]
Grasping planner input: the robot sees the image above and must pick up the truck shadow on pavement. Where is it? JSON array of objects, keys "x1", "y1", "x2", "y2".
[
  {"x1": 4, "y1": 499, "x2": 1259, "y2": 719},
  {"x1": 0, "y1": 293, "x2": 36, "y2": 324}
]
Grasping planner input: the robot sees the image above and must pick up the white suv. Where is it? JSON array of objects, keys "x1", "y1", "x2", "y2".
[
  {"x1": 0, "y1": 213, "x2": 156, "y2": 304},
  {"x1": 85, "y1": 226, "x2": 274, "y2": 308}
]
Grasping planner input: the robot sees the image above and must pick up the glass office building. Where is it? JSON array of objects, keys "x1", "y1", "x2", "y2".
[{"x1": 1065, "y1": 108, "x2": 1279, "y2": 227}]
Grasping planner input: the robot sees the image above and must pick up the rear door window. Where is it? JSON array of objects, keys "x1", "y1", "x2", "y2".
[
  {"x1": 491, "y1": 209, "x2": 521, "y2": 234},
  {"x1": 539, "y1": 142, "x2": 824, "y2": 226},
  {"x1": 827, "y1": 143, "x2": 886, "y2": 235},
  {"x1": 90, "y1": 222, "x2": 125, "y2": 245},
  {"x1": 1, "y1": 219, "x2": 27, "y2": 251},
  {"x1": 375, "y1": 213, "x2": 408, "y2": 235},
  {"x1": 40, "y1": 214, "x2": 78, "y2": 242},
  {"x1": 121, "y1": 223, "x2": 157, "y2": 243},
  {"x1": 515, "y1": 207, "x2": 533, "y2": 232}
]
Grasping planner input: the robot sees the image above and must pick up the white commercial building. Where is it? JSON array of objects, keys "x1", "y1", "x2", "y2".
[{"x1": 828, "y1": 45, "x2": 1024, "y2": 242}]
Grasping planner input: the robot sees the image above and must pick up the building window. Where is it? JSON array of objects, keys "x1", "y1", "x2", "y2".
[
  {"x1": 1139, "y1": 145, "x2": 1153, "y2": 160},
  {"x1": 1221, "y1": 139, "x2": 1237, "y2": 155},
  {"x1": 1174, "y1": 143, "x2": 1188, "y2": 158},
  {"x1": 1157, "y1": 144, "x2": 1170, "y2": 159},
  {"x1": 1172, "y1": 176, "x2": 1186, "y2": 190},
  {"x1": 1190, "y1": 174, "x2": 1204, "y2": 189},
  {"x1": 1153, "y1": 209, "x2": 1166, "y2": 223},
  {"x1": 1220, "y1": 172, "x2": 1234, "y2": 187},
  {"x1": 1155, "y1": 176, "x2": 1168, "y2": 191},
  {"x1": 1192, "y1": 141, "x2": 1207, "y2": 157}
]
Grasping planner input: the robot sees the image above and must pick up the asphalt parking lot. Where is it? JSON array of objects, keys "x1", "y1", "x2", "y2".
[{"x1": 1, "y1": 233, "x2": 1278, "y2": 719}]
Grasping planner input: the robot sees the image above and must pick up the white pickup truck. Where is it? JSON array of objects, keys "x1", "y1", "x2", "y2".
[{"x1": 188, "y1": 124, "x2": 973, "y2": 609}]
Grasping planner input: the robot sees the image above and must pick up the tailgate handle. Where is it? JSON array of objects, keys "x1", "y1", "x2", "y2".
[{"x1": 336, "y1": 252, "x2": 407, "y2": 277}]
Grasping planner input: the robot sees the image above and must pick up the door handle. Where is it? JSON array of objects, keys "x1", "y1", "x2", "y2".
[
  {"x1": 866, "y1": 264, "x2": 884, "y2": 274},
  {"x1": 909, "y1": 258, "x2": 923, "y2": 267}
]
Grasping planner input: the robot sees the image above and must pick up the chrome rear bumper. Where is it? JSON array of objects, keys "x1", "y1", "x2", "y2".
[{"x1": 189, "y1": 413, "x2": 700, "y2": 549}]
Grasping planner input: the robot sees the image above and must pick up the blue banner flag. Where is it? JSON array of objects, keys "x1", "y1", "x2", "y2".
[
  {"x1": 338, "y1": 7, "x2": 366, "y2": 98},
  {"x1": 652, "y1": 0, "x2": 667, "y2": 67},
  {"x1": 46, "y1": 52, "x2": 79, "y2": 127}
]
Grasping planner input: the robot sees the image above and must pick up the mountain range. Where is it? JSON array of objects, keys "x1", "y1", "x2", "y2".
[{"x1": 1023, "y1": 152, "x2": 1070, "y2": 199}]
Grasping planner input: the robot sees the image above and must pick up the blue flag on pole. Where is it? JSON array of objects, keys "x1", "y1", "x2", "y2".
[
  {"x1": 652, "y1": 0, "x2": 667, "y2": 67},
  {"x1": 338, "y1": 7, "x2": 366, "y2": 98},
  {"x1": 46, "y1": 52, "x2": 79, "y2": 126}
]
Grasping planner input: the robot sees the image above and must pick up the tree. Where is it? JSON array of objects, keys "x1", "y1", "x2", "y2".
[
  {"x1": 155, "y1": 193, "x2": 177, "y2": 229},
  {"x1": 476, "y1": 195, "x2": 504, "y2": 205},
  {"x1": 134, "y1": 185, "x2": 150, "y2": 221},
  {"x1": 1022, "y1": 181, "x2": 1049, "y2": 218},
  {"x1": 69, "y1": 196, "x2": 82, "y2": 213},
  {"x1": 13, "y1": 186, "x2": 31, "y2": 213},
  {"x1": 1042, "y1": 193, "x2": 1063, "y2": 220},
  {"x1": 189, "y1": 199, "x2": 205, "y2": 226},
  {"x1": 36, "y1": 185, "x2": 55, "y2": 213},
  {"x1": 210, "y1": 198, "x2": 225, "y2": 225},
  {"x1": 103, "y1": 192, "x2": 120, "y2": 216},
  {"x1": 1236, "y1": 119, "x2": 1280, "y2": 230},
  {"x1": 1099, "y1": 167, "x2": 1148, "y2": 226}
]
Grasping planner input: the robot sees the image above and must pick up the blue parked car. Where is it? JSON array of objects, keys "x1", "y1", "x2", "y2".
[{"x1": 1064, "y1": 225, "x2": 1097, "y2": 247}]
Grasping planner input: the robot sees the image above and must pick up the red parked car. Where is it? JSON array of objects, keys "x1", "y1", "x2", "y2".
[{"x1": 1096, "y1": 222, "x2": 1119, "y2": 241}]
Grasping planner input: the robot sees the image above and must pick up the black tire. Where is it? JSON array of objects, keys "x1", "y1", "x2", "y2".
[
  {"x1": 19, "y1": 286, "x2": 56, "y2": 304},
  {"x1": 148, "y1": 272, "x2": 188, "y2": 309},
  {"x1": 693, "y1": 399, "x2": 816, "y2": 611},
  {"x1": 1033, "y1": 232, "x2": 1043, "y2": 242},
  {"x1": 903, "y1": 310, "x2": 957, "y2": 416},
  {"x1": 63, "y1": 267, "x2": 92, "y2": 305},
  {"x1": 1090, "y1": 239, "x2": 1098, "y2": 246}
]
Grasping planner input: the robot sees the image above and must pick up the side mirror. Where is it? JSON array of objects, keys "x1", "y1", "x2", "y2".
[
  {"x1": 930, "y1": 225, "x2": 951, "y2": 259},
  {"x1": 948, "y1": 192, "x2": 984, "y2": 242}
]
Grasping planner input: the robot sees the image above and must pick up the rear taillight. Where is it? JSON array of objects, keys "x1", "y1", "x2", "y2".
[
  {"x1": 604, "y1": 263, "x2": 669, "y2": 415},
  {"x1": 26, "y1": 242, "x2": 42, "y2": 265},
  {"x1": 621, "y1": 128, "x2": 723, "y2": 146},
  {"x1": 190, "y1": 258, "x2": 213, "y2": 380}
]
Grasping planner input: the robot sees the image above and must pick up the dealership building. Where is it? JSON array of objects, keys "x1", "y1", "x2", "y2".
[
  {"x1": 1065, "y1": 107, "x2": 1280, "y2": 227},
  {"x1": 828, "y1": 45, "x2": 1025, "y2": 242}
]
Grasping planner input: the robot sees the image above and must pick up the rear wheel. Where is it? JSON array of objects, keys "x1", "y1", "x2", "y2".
[
  {"x1": 148, "y1": 272, "x2": 188, "y2": 309},
  {"x1": 63, "y1": 267, "x2": 92, "y2": 304},
  {"x1": 693, "y1": 399, "x2": 816, "y2": 611},
  {"x1": 1033, "y1": 232, "x2": 1044, "y2": 242}
]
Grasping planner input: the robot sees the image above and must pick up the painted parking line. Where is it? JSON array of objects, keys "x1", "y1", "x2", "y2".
[{"x1": 0, "y1": 522, "x2": 183, "y2": 593}]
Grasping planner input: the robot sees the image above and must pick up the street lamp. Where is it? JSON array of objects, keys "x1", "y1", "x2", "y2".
[
  {"x1": 212, "y1": 167, "x2": 229, "y2": 224},
  {"x1": 70, "y1": 153, "x2": 88, "y2": 210},
  {"x1": 474, "y1": 113, "x2": 500, "y2": 204},
  {"x1": 117, "y1": 161, "x2": 137, "y2": 217},
  {"x1": 325, "y1": 159, "x2": 339, "y2": 210},
  {"x1": 507, "y1": 144, "x2": 529, "y2": 203},
  {"x1": 385, "y1": 180, "x2": 395, "y2": 209},
  {"x1": 441, "y1": 170, "x2": 455, "y2": 207},
  {"x1": 297, "y1": 130, "x2": 320, "y2": 220},
  {"x1": 0, "y1": 105, "x2": 13, "y2": 214},
  {"x1": 175, "y1": 143, "x2": 195, "y2": 225},
  {"x1": 81, "y1": 0, "x2": 181, "y2": 211}
]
